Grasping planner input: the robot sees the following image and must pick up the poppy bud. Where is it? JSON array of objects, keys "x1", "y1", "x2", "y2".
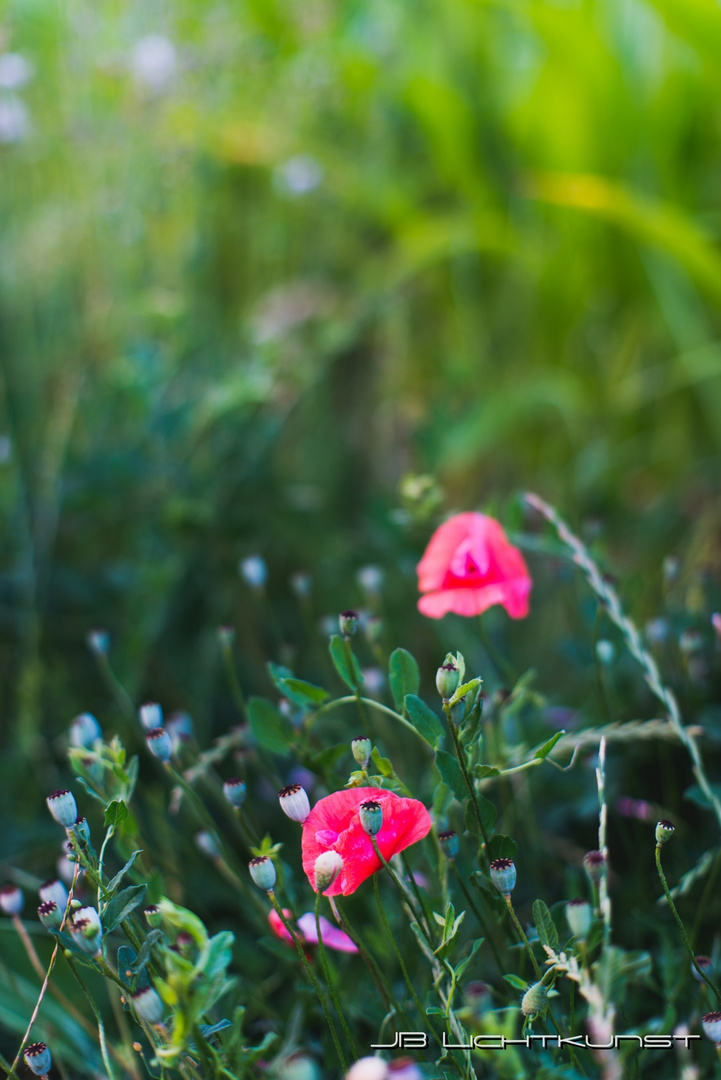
[
  {"x1": 146, "y1": 727, "x2": 172, "y2": 762},
  {"x1": 70, "y1": 713, "x2": 102, "y2": 748},
  {"x1": 24, "y1": 1042, "x2": 51, "y2": 1076},
  {"x1": 583, "y1": 850, "x2": 606, "y2": 884},
  {"x1": 223, "y1": 777, "x2": 247, "y2": 808},
  {"x1": 131, "y1": 986, "x2": 165, "y2": 1025},
  {"x1": 39, "y1": 879, "x2": 69, "y2": 910},
  {"x1": 521, "y1": 982, "x2": 548, "y2": 1019},
  {"x1": 339, "y1": 610, "x2": 359, "y2": 637},
  {"x1": 438, "y1": 831, "x2": 459, "y2": 860},
  {"x1": 565, "y1": 898, "x2": 592, "y2": 939},
  {"x1": 489, "y1": 857, "x2": 516, "y2": 897},
  {"x1": 655, "y1": 820, "x2": 675, "y2": 845},
  {"x1": 249, "y1": 856, "x2": 277, "y2": 892},
  {"x1": 0, "y1": 883, "x2": 23, "y2": 915},
  {"x1": 69, "y1": 918, "x2": 102, "y2": 955},
  {"x1": 352, "y1": 736, "x2": 372, "y2": 769},
  {"x1": 314, "y1": 851, "x2": 343, "y2": 892},
  {"x1": 702, "y1": 1012, "x2": 721, "y2": 1044},
  {"x1": 692, "y1": 955, "x2": 714, "y2": 983},
  {"x1": 239, "y1": 554, "x2": 267, "y2": 589},
  {"x1": 139, "y1": 702, "x2": 162, "y2": 731},
  {"x1": 436, "y1": 660, "x2": 460, "y2": 701},
  {"x1": 38, "y1": 901, "x2": 63, "y2": 930},
  {"x1": 47, "y1": 790, "x2": 78, "y2": 828},
  {"x1": 278, "y1": 784, "x2": 311, "y2": 824},
  {"x1": 67, "y1": 817, "x2": 91, "y2": 845},
  {"x1": 74, "y1": 906, "x2": 102, "y2": 937},
  {"x1": 359, "y1": 800, "x2": 383, "y2": 837},
  {"x1": 144, "y1": 904, "x2": 162, "y2": 929}
]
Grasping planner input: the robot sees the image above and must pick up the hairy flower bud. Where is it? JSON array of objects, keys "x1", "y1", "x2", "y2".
[
  {"x1": 521, "y1": 982, "x2": 548, "y2": 1019},
  {"x1": 655, "y1": 820, "x2": 675, "y2": 845},
  {"x1": 489, "y1": 858, "x2": 516, "y2": 897},
  {"x1": 359, "y1": 800, "x2": 383, "y2": 837},
  {"x1": 352, "y1": 736, "x2": 372, "y2": 769},
  {"x1": 249, "y1": 856, "x2": 277, "y2": 892},
  {"x1": 278, "y1": 784, "x2": 311, "y2": 823},
  {"x1": 314, "y1": 851, "x2": 343, "y2": 893},
  {"x1": 339, "y1": 610, "x2": 359, "y2": 637},
  {"x1": 47, "y1": 790, "x2": 78, "y2": 828}
]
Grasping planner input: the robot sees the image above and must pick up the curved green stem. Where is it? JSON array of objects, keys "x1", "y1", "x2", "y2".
[
  {"x1": 315, "y1": 696, "x2": 420, "y2": 738},
  {"x1": 445, "y1": 706, "x2": 491, "y2": 854},
  {"x1": 373, "y1": 875, "x2": 426, "y2": 1024},
  {"x1": 314, "y1": 894, "x2": 358, "y2": 1060},
  {"x1": 655, "y1": 844, "x2": 721, "y2": 1002}
]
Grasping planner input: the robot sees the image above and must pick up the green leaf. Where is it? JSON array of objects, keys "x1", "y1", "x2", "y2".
[
  {"x1": 104, "y1": 799, "x2": 128, "y2": 828},
  {"x1": 435, "y1": 750, "x2": 467, "y2": 802},
  {"x1": 426, "y1": 1006, "x2": 445, "y2": 1017},
  {"x1": 454, "y1": 938, "x2": 483, "y2": 982},
  {"x1": 533, "y1": 731, "x2": 565, "y2": 760},
  {"x1": 102, "y1": 884, "x2": 148, "y2": 933},
  {"x1": 328, "y1": 635, "x2": 363, "y2": 690},
  {"x1": 389, "y1": 648, "x2": 420, "y2": 713},
  {"x1": 448, "y1": 677, "x2": 482, "y2": 708},
  {"x1": 199, "y1": 1019, "x2": 233, "y2": 1038},
  {"x1": 503, "y1": 973, "x2": 528, "y2": 991},
  {"x1": 473, "y1": 764, "x2": 500, "y2": 779},
  {"x1": 310, "y1": 744, "x2": 347, "y2": 772},
  {"x1": 247, "y1": 696, "x2": 294, "y2": 754},
  {"x1": 74, "y1": 775, "x2": 107, "y2": 806},
  {"x1": 488, "y1": 834, "x2": 517, "y2": 861},
  {"x1": 107, "y1": 849, "x2": 143, "y2": 893},
  {"x1": 129, "y1": 930, "x2": 163, "y2": 974},
  {"x1": 278, "y1": 677, "x2": 329, "y2": 705},
  {"x1": 478, "y1": 793, "x2": 498, "y2": 834},
  {"x1": 532, "y1": 899, "x2": 559, "y2": 951},
  {"x1": 371, "y1": 746, "x2": 394, "y2": 778},
  {"x1": 406, "y1": 694, "x2": 444, "y2": 749}
]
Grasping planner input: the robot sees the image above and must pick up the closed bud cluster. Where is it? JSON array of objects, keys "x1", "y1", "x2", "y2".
[
  {"x1": 0, "y1": 883, "x2": 23, "y2": 916},
  {"x1": 70, "y1": 713, "x2": 102, "y2": 748},
  {"x1": 565, "y1": 898, "x2": 592, "y2": 939},
  {"x1": 583, "y1": 850, "x2": 606, "y2": 884},
  {"x1": 489, "y1": 858, "x2": 516, "y2": 897},
  {"x1": 38, "y1": 901, "x2": 63, "y2": 930},
  {"x1": 146, "y1": 727, "x2": 172, "y2": 762},
  {"x1": 223, "y1": 777, "x2": 247, "y2": 808},
  {"x1": 249, "y1": 856, "x2": 277, "y2": 892},
  {"x1": 352, "y1": 736, "x2": 372, "y2": 769},
  {"x1": 655, "y1": 820, "x2": 675, "y2": 845},
  {"x1": 24, "y1": 1042, "x2": 52, "y2": 1077},
  {"x1": 314, "y1": 851, "x2": 343, "y2": 892},
  {"x1": 278, "y1": 784, "x2": 311, "y2": 823},
  {"x1": 436, "y1": 659, "x2": 460, "y2": 701},
  {"x1": 438, "y1": 831, "x2": 459, "y2": 860},
  {"x1": 521, "y1": 981, "x2": 548, "y2": 1019},
  {"x1": 47, "y1": 790, "x2": 78, "y2": 828},
  {"x1": 339, "y1": 610, "x2": 359, "y2": 637},
  {"x1": 39, "y1": 879, "x2": 69, "y2": 909},
  {"x1": 131, "y1": 986, "x2": 165, "y2": 1025},
  {"x1": 359, "y1": 800, "x2": 383, "y2": 837}
]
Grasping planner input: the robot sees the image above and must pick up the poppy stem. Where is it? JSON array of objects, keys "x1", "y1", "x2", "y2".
[
  {"x1": 504, "y1": 896, "x2": 541, "y2": 980},
  {"x1": 655, "y1": 844, "x2": 721, "y2": 1002},
  {"x1": 267, "y1": 891, "x2": 347, "y2": 1071},
  {"x1": 444, "y1": 707, "x2": 491, "y2": 855},
  {"x1": 371, "y1": 839, "x2": 432, "y2": 948},
  {"x1": 450, "y1": 864, "x2": 505, "y2": 977},
  {"x1": 372, "y1": 874, "x2": 427, "y2": 1023},
  {"x1": 314, "y1": 894, "x2": 359, "y2": 1060}
]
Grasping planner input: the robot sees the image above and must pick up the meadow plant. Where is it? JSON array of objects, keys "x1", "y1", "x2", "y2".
[{"x1": 3, "y1": 502, "x2": 721, "y2": 1080}]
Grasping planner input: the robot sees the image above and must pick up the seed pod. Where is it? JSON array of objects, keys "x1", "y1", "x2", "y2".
[
  {"x1": 47, "y1": 790, "x2": 78, "y2": 828},
  {"x1": 24, "y1": 1042, "x2": 51, "y2": 1076},
  {"x1": 39, "y1": 879, "x2": 69, "y2": 909},
  {"x1": 352, "y1": 736, "x2": 372, "y2": 769},
  {"x1": 146, "y1": 727, "x2": 172, "y2": 762},
  {"x1": 565, "y1": 898, "x2": 592, "y2": 939},
  {"x1": 223, "y1": 777, "x2": 247, "y2": 808},
  {"x1": 692, "y1": 955, "x2": 714, "y2": 983},
  {"x1": 438, "y1": 831, "x2": 459, "y2": 860},
  {"x1": 339, "y1": 610, "x2": 359, "y2": 637},
  {"x1": 583, "y1": 849, "x2": 606, "y2": 884},
  {"x1": 278, "y1": 784, "x2": 311, "y2": 823},
  {"x1": 38, "y1": 901, "x2": 63, "y2": 930},
  {"x1": 702, "y1": 1012, "x2": 721, "y2": 1045},
  {"x1": 436, "y1": 660, "x2": 460, "y2": 701},
  {"x1": 655, "y1": 820, "x2": 675, "y2": 845},
  {"x1": 489, "y1": 858, "x2": 516, "y2": 897},
  {"x1": 144, "y1": 904, "x2": 162, "y2": 929},
  {"x1": 249, "y1": 856, "x2": 277, "y2": 892},
  {"x1": 132, "y1": 986, "x2": 165, "y2": 1024},
  {"x1": 359, "y1": 800, "x2": 383, "y2": 838},
  {"x1": 0, "y1": 883, "x2": 23, "y2": 916}
]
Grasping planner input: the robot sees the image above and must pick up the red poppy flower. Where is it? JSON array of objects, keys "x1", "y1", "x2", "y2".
[
  {"x1": 417, "y1": 512, "x2": 531, "y2": 619},
  {"x1": 267, "y1": 909, "x2": 358, "y2": 953},
  {"x1": 301, "y1": 787, "x2": 432, "y2": 896}
]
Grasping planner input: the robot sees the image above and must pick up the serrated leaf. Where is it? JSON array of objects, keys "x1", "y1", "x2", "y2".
[
  {"x1": 102, "y1": 884, "x2": 147, "y2": 933},
  {"x1": 532, "y1": 899, "x2": 559, "y2": 951},
  {"x1": 503, "y1": 973, "x2": 528, "y2": 991},
  {"x1": 488, "y1": 834, "x2": 518, "y2": 861},
  {"x1": 329, "y1": 635, "x2": 363, "y2": 690},
  {"x1": 107, "y1": 849, "x2": 143, "y2": 893},
  {"x1": 389, "y1": 649, "x2": 420, "y2": 713},
  {"x1": 247, "y1": 696, "x2": 294, "y2": 754},
  {"x1": 278, "y1": 677, "x2": 329, "y2": 705},
  {"x1": 104, "y1": 800, "x2": 128, "y2": 828},
  {"x1": 533, "y1": 731, "x2": 565, "y2": 760},
  {"x1": 435, "y1": 750, "x2": 467, "y2": 802},
  {"x1": 405, "y1": 694, "x2": 444, "y2": 749}
]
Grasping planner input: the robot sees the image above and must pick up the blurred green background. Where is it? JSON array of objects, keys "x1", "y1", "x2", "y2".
[{"x1": 2, "y1": 0, "x2": 721, "y2": 764}]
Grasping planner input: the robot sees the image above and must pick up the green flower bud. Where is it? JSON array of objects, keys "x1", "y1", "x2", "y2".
[
  {"x1": 489, "y1": 857, "x2": 516, "y2": 897},
  {"x1": 655, "y1": 820, "x2": 675, "y2": 845},
  {"x1": 144, "y1": 904, "x2": 163, "y2": 929},
  {"x1": 565, "y1": 898, "x2": 592, "y2": 939},
  {"x1": 436, "y1": 660, "x2": 460, "y2": 701},
  {"x1": 314, "y1": 851, "x2": 343, "y2": 892},
  {"x1": 359, "y1": 800, "x2": 383, "y2": 837},
  {"x1": 521, "y1": 982, "x2": 548, "y2": 1019},
  {"x1": 38, "y1": 901, "x2": 63, "y2": 930},
  {"x1": 249, "y1": 856, "x2": 277, "y2": 892},
  {"x1": 352, "y1": 736, "x2": 372, "y2": 769}
]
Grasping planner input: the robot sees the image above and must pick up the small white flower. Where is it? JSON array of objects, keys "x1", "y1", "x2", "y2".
[{"x1": 130, "y1": 35, "x2": 176, "y2": 92}]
